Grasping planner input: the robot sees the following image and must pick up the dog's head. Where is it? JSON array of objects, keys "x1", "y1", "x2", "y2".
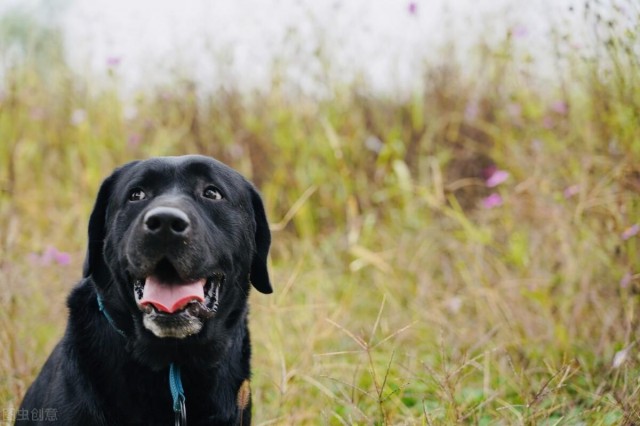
[{"x1": 83, "y1": 155, "x2": 271, "y2": 365}]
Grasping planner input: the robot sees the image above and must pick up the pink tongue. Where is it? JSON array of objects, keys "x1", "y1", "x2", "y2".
[{"x1": 140, "y1": 276, "x2": 206, "y2": 313}]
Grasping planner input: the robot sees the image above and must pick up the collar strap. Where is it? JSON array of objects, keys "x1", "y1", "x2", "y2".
[
  {"x1": 95, "y1": 293, "x2": 187, "y2": 425},
  {"x1": 96, "y1": 294, "x2": 127, "y2": 338},
  {"x1": 170, "y1": 363, "x2": 187, "y2": 425}
]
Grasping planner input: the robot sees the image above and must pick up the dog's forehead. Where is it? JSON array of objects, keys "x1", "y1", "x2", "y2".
[{"x1": 119, "y1": 155, "x2": 244, "y2": 185}]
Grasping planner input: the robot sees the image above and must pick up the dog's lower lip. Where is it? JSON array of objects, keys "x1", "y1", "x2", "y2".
[{"x1": 147, "y1": 300, "x2": 205, "y2": 316}]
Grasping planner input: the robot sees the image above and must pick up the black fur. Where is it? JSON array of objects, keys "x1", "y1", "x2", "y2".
[{"x1": 18, "y1": 155, "x2": 272, "y2": 425}]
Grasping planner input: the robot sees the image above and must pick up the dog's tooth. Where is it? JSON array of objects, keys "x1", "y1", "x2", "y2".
[
  {"x1": 133, "y1": 279, "x2": 145, "y2": 301},
  {"x1": 212, "y1": 283, "x2": 220, "y2": 312}
]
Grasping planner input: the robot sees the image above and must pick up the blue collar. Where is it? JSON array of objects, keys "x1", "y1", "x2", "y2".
[{"x1": 96, "y1": 294, "x2": 126, "y2": 338}]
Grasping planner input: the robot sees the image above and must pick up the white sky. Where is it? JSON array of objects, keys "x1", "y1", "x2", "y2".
[{"x1": 1, "y1": 0, "x2": 633, "y2": 96}]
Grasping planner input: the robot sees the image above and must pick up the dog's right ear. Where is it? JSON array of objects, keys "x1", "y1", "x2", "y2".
[{"x1": 83, "y1": 163, "x2": 137, "y2": 278}]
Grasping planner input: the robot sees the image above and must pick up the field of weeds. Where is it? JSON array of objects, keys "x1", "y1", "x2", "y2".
[{"x1": 1, "y1": 2, "x2": 640, "y2": 424}]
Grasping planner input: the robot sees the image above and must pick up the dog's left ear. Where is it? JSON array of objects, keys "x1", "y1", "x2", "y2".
[
  {"x1": 83, "y1": 162, "x2": 137, "y2": 279},
  {"x1": 248, "y1": 185, "x2": 272, "y2": 294}
]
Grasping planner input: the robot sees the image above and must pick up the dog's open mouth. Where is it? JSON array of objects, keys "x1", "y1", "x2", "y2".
[
  {"x1": 131, "y1": 263, "x2": 224, "y2": 338},
  {"x1": 133, "y1": 275, "x2": 223, "y2": 315}
]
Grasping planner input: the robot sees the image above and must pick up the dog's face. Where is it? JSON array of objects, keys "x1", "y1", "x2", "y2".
[{"x1": 83, "y1": 156, "x2": 271, "y2": 363}]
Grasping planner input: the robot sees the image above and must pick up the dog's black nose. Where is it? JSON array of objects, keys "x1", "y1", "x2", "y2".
[{"x1": 143, "y1": 207, "x2": 191, "y2": 237}]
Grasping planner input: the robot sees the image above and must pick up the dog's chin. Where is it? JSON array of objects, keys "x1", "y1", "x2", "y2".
[{"x1": 141, "y1": 302, "x2": 212, "y2": 338}]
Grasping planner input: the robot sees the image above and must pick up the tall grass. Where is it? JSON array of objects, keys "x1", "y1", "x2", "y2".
[{"x1": 1, "y1": 2, "x2": 640, "y2": 424}]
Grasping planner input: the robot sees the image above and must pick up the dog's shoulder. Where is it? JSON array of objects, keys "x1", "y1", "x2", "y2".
[{"x1": 18, "y1": 337, "x2": 107, "y2": 425}]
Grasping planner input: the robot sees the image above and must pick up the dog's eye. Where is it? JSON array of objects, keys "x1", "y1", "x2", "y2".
[
  {"x1": 203, "y1": 186, "x2": 223, "y2": 200},
  {"x1": 129, "y1": 189, "x2": 147, "y2": 201}
]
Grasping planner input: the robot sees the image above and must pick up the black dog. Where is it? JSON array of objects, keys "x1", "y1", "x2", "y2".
[{"x1": 18, "y1": 155, "x2": 272, "y2": 425}]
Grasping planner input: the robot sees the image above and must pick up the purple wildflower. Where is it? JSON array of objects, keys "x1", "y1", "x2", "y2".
[
  {"x1": 30, "y1": 246, "x2": 71, "y2": 266},
  {"x1": 408, "y1": 2, "x2": 417, "y2": 15},
  {"x1": 511, "y1": 25, "x2": 528, "y2": 38},
  {"x1": 482, "y1": 193, "x2": 503, "y2": 209},
  {"x1": 622, "y1": 224, "x2": 640, "y2": 240},
  {"x1": 53, "y1": 251, "x2": 71, "y2": 266},
  {"x1": 531, "y1": 139, "x2": 543, "y2": 152},
  {"x1": 551, "y1": 100, "x2": 568, "y2": 115},
  {"x1": 563, "y1": 185, "x2": 580, "y2": 199},
  {"x1": 106, "y1": 56, "x2": 121, "y2": 67},
  {"x1": 127, "y1": 134, "x2": 142, "y2": 147},
  {"x1": 486, "y1": 170, "x2": 510, "y2": 188},
  {"x1": 465, "y1": 100, "x2": 480, "y2": 121},
  {"x1": 506, "y1": 103, "x2": 521, "y2": 119},
  {"x1": 620, "y1": 271, "x2": 632, "y2": 288},
  {"x1": 30, "y1": 107, "x2": 45, "y2": 120}
]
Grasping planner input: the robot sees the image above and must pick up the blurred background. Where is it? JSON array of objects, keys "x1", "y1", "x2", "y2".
[{"x1": 1, "y1": 0, "x2": 639, "y2": 424}]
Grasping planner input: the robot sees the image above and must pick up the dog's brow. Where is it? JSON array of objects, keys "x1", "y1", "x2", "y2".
[
  {"x1": 182, "y1": 161, "x2": 216, "y2": 178},
  {"x1": 136, "y1": 168, "x2": 171, "y2": 184}
]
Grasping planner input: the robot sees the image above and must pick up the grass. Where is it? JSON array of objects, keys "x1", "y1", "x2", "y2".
[{"x1": 1, "y1": 2, "x2": 640, "y2": 424}]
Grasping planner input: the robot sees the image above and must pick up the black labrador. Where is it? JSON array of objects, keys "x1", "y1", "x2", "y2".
[{"x1": 18, "y1": 155, "x2": 272, "y2": 425}]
